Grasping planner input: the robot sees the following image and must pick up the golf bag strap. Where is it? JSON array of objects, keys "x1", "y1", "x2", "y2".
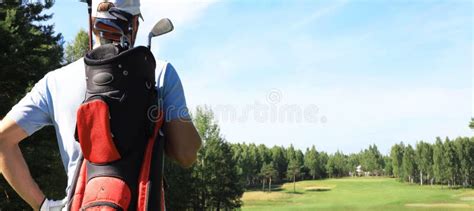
[
  {"x1": 137, "y1": 112, "x2": 164, "y2": 210},
  {"x1": 137, "y1": 63, "x2": 166, "y2": 210}
]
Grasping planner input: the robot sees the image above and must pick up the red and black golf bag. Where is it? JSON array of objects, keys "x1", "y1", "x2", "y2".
[{"x1": 67, "y1": 43, "x2": 166, "y2": 211}]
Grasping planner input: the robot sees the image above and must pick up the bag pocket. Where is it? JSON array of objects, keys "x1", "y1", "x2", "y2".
[
  {"x1": 80, "y1": 177, "x2": 131, "y2": 211},
  {"x1": 76, "y1": 99, "x2": 121, "y2": 164}
]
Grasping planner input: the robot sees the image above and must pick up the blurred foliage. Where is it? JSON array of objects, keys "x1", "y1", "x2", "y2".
[
  {"x1": 0, "y1": 1, "x2": 65, "y2": 209},
  {"x1": 64, "y1": 28, "x2": 88, "y2": 64},
  {"x1": 0, "y1": 0, "x2": 63, "y2": 117}
]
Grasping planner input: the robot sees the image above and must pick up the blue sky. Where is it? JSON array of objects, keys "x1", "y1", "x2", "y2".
[{"x1": 49, "y1": 0, "x2": 472, "y2": 154}]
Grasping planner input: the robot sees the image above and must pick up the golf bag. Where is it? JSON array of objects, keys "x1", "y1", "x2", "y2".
[{"x1": 67, "y1": 44, "x2": 165, "y2": 211}]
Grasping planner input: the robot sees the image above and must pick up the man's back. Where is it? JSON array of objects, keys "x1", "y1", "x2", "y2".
[{"x1": 6, "y1": 58, "x2": 179, "y2": 194}]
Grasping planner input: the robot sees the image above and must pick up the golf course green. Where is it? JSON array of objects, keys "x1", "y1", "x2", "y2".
[{"x1": 242, "y1": 177, "x2": 474, "y2": 210}]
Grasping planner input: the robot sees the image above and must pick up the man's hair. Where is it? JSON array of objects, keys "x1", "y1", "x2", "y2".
[
  {"x1": 92, "y1": 2, "x2": 114, "y2": 37},
  {"x1": 92, "y1": 2, "x2": 140, "y2": 46},
  {"x1": 97, "y1": 2, "x2": 115, "y2": 12}
]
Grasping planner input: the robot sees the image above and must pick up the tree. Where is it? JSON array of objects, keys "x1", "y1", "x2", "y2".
[
  {"x1": 0, "y1": 1, "x2": 65, "y2": 209},
  {"x1": 259, "y1": 162, "x2": 278, "y2": 192},
  {"x1": 304, "y1": 146, "x2": 319, "y2": 180},
  {"x1": 432, "y1": 137, "x2": 445, "y2": 185},
  {"x1": 257, "y1": 144, "x2": 271, "y2": 172},
  {"x1": 470, "y1": 137, "x2": 474, "y2": 186},
  {"x1": 383, "y1": 156, "x2": 393, "y2": 177},
  {"x1": 469, "y1": 118, "x2": 474, "y2": 129},
  {"x1": 270, "y1": 146, "x2": 287, "y2": 182},
  {"x1": 287, "y1": 159, "x2": 301, "y2": 193},
  {"x1": 361, "y1": 144, "x2": 384, "y2": 175},
  {"x1": 246, "y1": 144, "x2": 261, "y2": 185},
  {"x1": 0, "y1": 1, "x2": 63, "y2": 116},
  {"x1": 402, "y1": 145, "x2": 416, "y2": 183},
  {"x1": 345, "y1": 153, "x2": 361, "y2": 176},
  {"x1": 164, "y1": 159, "x2": 195, "y2": 210},
  {"x1": 415, "y1": 141, "x2": 433, "y2": 185},
  {"x1": 64, "y1": 28, "x2": 88, "y2": 64},
  {"x1": 443, "y1": 138, "x2": 458, "y2": 187},
  {"x1": 454, "y1": 137, "x2": 474, "y2": 187},
  {"x1": 326, "y1": 151, "x2": 346, "y2": 178},
  {"x1": 318, "y1": 152, "x2": 329, "y2": 178},
  {"x1": 206, "y1": 139, "x2": 243, "y2": 210},
  {"x1": 390, "y1": 143, "x2": 405, "y2": 179},
  {"x1": 191, "y1": 106, "x2": 244, "y2": 210}
]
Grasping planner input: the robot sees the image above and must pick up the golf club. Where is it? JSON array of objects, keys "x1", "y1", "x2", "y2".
[
  {"x1": 148, "y1": 18, "x2": 174, "y2": 49},
  {"x1": 94, "y1": 19, "x2": 130, "y2": 48}
]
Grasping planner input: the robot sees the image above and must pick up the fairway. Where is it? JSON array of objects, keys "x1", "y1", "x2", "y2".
[{"x1": 242, "y1": 177, "x2": 474, "y2": 211}]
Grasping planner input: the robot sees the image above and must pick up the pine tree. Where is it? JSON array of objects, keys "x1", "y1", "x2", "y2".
[
  {"x1": 164, "y1": 159, "x2": 195, "y2": 210},
  {"x1": 247, "y1": 144, "x2": 260, "y2": 185},
  {"x1": 0, "y1": 0, "x2": 63, "y2": 116},
  {"x1": 287, "y1": 159, "x2": 301, "y2": 193},
  {"x1": 259, "y1": 162, "x2": 277, "y2": 192},
  {"x1": 206, "y1": 139, "x2": 243, "y2": 210},
  {"x1": 304, "y1": 146, "x2": 319, "y2": 180},
  {"x1": 0, "y1": 1, "x2": 65, "y2": 209},
  {"x1": 192, "y1": 107, "x2": 244, "y2": 210},
  {"x1": 270, "y1": 146, "x2": 287, "y2": 182}
]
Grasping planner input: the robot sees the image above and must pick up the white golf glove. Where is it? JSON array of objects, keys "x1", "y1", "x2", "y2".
[{"x1": 40, "y1": 198, "x2": 67, "y2": 211}]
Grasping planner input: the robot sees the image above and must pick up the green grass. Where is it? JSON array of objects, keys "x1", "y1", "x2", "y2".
[{"x1": 242, "y1": 177, "x2": 474, "y2": 210}]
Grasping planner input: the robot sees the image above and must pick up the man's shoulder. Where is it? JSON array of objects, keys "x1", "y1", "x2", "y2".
[
  {"x1": 44, "y1": 58, "x2": 174, "y2": 87},
  {"x1": 56, "y1": 58, "x2": 85, "y2": 74},
  {"x1": 46, "y1": 58, "x2": 85, "y2": 80}
]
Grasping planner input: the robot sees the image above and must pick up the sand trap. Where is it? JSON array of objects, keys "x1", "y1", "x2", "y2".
[
  {"x1": 405, "y1": 203, "x2": 472, "y2": 208},
  {"x1": 242, "y1": 192, "x2": 291, "y2": 201},
  {"x1": 460, "y1": 197, "x2": 474, "y2": 201},
  {"x1": 458, "y1": 191, "x2": 474, "y2": 201},
  {"x1": 305, "y1": 186, "x2": 332, "y2": 191}
]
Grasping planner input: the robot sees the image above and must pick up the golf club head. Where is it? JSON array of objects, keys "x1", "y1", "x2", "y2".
[
  {"x1": 94, "y1": 19, "x2": 130, "y2": 48},
  {"x1": 151, "y1": 18, "x2": 174, "y2": 37},
  {"x1": 95, "y1": 19, "x2": 124, "y2": 35},
  {"x1": 147, "y1": 18, "x2": 174, "y2": 49}
]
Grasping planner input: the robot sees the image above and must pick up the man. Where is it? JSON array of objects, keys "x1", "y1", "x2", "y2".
[{"x1": 0, "y1": 0, "x2": 201, "y2": 210}]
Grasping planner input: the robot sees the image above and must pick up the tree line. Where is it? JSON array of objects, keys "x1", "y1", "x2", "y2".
[
  {"x1": 391, "y1": 137, "x2": 473, "y2": 187},
  {"x1": 163, "y1": 107, "x2": 474, "y2": 209}
]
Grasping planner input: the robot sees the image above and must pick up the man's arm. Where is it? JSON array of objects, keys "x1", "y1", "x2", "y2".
[
  {"x1": 164, "y1": 119, "x2": 201, "y2": 168},
  {"x1": 159, "y1": 63, "x2": 201, "y2": 168},
  {"x1": 0, "y1": 117, "x2": 45, "y2": 210}
]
